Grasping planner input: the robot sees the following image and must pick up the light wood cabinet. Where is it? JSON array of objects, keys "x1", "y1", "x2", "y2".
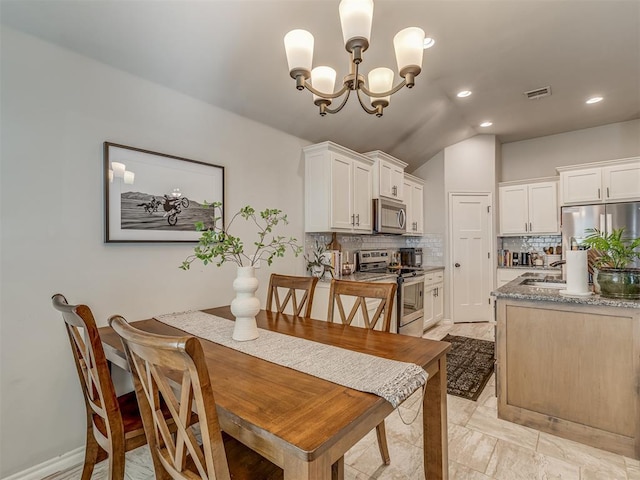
[
  {"x1": 304, "y1": 142, "x2": 373, "y2": 233},
  {"x1": 558, "y1": 157, "x2": 640, "y2": 205},
  {"x1": 499, "y1": 180, "x2": 559, "y2": 235},
  {"x1": 496, "y1": 297, "x2": 640, "y2": 459},
  {"x1": 404, "y1": 174, "x2": 425, "y2": 235},
  {"x1": 364, "y1": 151, "x2": 407, "y2": 202}
]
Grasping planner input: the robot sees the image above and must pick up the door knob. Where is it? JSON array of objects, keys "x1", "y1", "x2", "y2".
[{"x1": 455, "y1": 263, "x2": 461, "y2": 267}]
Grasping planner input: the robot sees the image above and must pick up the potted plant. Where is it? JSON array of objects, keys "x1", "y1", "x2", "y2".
[
  {"x1": 181, "y1": 202, "x2": 302, "y2": 340},
  {"x1": 581, "y1": 227, "x2": 640, "y2": 299},
  {"x1": 305, "y1": 240, "x2": 334, "y2": 278}
]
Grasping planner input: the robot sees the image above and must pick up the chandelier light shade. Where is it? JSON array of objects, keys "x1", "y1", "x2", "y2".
[
  {"x1": 339, "y1": 0, "x2": 374, "y2": 50},
  {"x1": 311, "y1": 66, "x2": 337, "y2": 104},
  {"x1": 284, "y1": 29, "x2": 315, "y2": 77},
  {"x1": 284, "y1": 0, "x2": 427, "y2": 117},
  {"x1": 368, "y1": 67, "x2": 394, "y2": 107}
]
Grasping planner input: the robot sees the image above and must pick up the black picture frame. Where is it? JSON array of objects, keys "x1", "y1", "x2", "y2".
[{"x1": 104, "y1": 142, "x2": 224, "y2": 242}]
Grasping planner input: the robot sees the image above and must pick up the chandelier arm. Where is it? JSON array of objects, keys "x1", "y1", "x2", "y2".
[
  {"x1": 360, "y1": 79, "x2": 408, "y2": 98},
  {"x1": 303, "y1": 81, "x2": 350, "y2": 100},
  {"x1": 324, "y1": 89, "x2": 353, "y2": 115},
  {"x1": 355, "y1": 88, "x2": 379, "y2": 115}
]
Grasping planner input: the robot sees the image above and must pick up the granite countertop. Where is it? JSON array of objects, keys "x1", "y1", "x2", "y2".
[{"x1": 492, "y1": 272, "x2": 640, "y2": 309}]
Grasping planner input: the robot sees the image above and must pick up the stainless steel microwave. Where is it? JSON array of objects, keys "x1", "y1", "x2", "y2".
[{"x1": 373, "y1": 198, "x2": 406, "y2": 234}]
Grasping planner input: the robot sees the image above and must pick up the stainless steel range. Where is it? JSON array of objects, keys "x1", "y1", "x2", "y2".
[{"x1": 356, "y1": 250, "x2": 425, "y2": 337}]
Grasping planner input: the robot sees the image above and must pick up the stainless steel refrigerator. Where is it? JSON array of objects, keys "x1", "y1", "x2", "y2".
[{"x1": 561, "y1": 201, "x2": 640, "y2": 268}]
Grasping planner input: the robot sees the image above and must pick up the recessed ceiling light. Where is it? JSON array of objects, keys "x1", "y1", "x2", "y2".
[
  {"x1": 480, "y1": 121, "x2": 493, "y2": 127},
  {"x1": 586, "y1": 96, "x2": 603, "y2": 104},
  {"x1": 457, "y1": 90, "x2": 472, "y2": 98},
  {"x1": 423, "y1": 37, "x2": 435, "y2": 49}
]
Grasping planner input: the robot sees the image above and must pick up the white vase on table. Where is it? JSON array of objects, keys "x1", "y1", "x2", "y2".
[{"x1": 230, "y1": 266, "x2": 260, "y2": 341}]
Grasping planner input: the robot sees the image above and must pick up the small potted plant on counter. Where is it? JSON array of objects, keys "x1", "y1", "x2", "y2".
[
  {"x1": 582, "y1": 227, "x2": 640, "y2": 299},
  {"x1": 305, "y1": 240, "x2": 334, "y2": 278}
]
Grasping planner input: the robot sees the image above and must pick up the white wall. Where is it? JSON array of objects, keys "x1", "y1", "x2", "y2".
[
  {"x1": 413, "y1": 150, "x2": 445, "y2": 235},
  {"x1": 501, "y1": 119, "x2": 640, "y2": 181},
  {"x1": 0, "y1": 27, "x2": 309, "y2": 477}
]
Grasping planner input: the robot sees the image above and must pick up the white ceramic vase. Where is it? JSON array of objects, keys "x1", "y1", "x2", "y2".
[{"x1": 230, "y1": 266, "x2": 260, "y2": 341}]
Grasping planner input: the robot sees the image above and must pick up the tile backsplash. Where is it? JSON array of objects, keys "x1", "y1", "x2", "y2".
[
  {"x1": 499, "y1": 235, "x2": 562, "y2": 254},
  {"x1": 305, "y1": 233, "x2": 444, "y2": 267}
]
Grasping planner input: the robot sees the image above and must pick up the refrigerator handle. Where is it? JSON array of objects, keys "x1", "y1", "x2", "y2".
[
  {"x1": 606, "y1": 214, "x2": 612, "y2": 234},
  {"x1": 599, "y1": 214, "x2": 606, "y2": 233}
]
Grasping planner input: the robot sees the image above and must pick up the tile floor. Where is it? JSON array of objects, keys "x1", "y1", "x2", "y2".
[{"x1": 46, "y1": 320, "x2": 638, "y2": 480}]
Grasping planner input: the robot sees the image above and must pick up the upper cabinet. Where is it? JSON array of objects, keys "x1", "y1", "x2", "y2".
[
  {"x1": 499, "y1": 179, "x2": 559, "y2": 235},
  {"x1": 364, "y1": 151, "x2": 408, "y2": 202},
  {"x1": 404, "y1": 174, "x2": 425, "y2": 235},
  {"x1": 557, "y1": 158, "x2": 640, "y2": 205},
  {"x1": 304, "y1": 142, "x2": 373, "y2": 233}
]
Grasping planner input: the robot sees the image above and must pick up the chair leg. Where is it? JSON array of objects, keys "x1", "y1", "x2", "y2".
[
  {"x1": 80, "y1": 428, "x2": 99, "y2": 480},
  {"x1": 108, "y1": 435, "x2": 126, "y2": 480},
  {"x1": 375, "y1": 421, "x2": 391, "y2": 465}
]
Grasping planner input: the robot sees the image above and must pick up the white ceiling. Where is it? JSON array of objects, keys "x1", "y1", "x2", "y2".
[{"x1": 2, "y1": 0, "x2": 639, "y2": 171}]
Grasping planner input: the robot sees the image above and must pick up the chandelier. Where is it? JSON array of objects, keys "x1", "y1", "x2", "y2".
[{"x1": 284, "y1": 0, "x2": 426, "y2": 117}]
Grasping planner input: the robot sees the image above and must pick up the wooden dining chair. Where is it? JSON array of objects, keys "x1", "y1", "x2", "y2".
[
  {"x1": 51, "y1": 294, "x2": 149, "y2": 480},
  {"x1": 326, "y1": 279, "x2": 398, "y2": 465},
  {"x1": 266, "y1": 273, "x2": 319, "y2": 317},
  {"x1": 109, "y1": 315, "x2": 283, "y2": 480}
]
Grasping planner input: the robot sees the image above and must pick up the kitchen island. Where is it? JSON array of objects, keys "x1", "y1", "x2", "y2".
[{"x1": 492, "y1": 273, "x2": 640, "y2": 460}]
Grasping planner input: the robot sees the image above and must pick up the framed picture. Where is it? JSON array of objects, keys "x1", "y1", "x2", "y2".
[{"x1": 104, "y1": 142, "x2": 224, "y2": 242}]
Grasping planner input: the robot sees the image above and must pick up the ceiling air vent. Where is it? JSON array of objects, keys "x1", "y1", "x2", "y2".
[{"x1": 524, "y1": 86, "x2": 552, "y2": 100}]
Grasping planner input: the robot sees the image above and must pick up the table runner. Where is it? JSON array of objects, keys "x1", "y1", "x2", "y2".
[{"x1": 155, "y1": 311, "x2": 427, "y2": 408}]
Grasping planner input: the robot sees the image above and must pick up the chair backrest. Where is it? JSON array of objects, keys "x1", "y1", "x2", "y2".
[
  {"x1": 51, "y1": 294, "x2": 123, "y2": 452},
  {"x1": 327, "y1": 279, "x2": 398, "y2": 332},
  {"x1": 266, "y1": 274, "x2": 318, "y2": 317},
  {"x1": 109, "y1": 315, "x2": 231, "y2": 480}
]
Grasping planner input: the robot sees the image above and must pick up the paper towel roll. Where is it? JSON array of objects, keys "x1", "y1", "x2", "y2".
[{"x1": 565, "y1": 250, "x2": 589, "y2": 294}]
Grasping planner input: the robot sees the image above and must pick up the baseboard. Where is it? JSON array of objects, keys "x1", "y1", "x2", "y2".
[{"x1": 2, "y1": 447, "x2": 84, "y2": 480}]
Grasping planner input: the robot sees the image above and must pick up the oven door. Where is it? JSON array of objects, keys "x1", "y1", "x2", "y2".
[{"x1": 398, "y1": 276, "x2": 424, "y2": 335}]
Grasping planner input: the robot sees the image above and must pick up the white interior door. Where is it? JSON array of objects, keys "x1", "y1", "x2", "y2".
[{"x1": 450, "y1": 194, "x2": 493, "y2": 323}]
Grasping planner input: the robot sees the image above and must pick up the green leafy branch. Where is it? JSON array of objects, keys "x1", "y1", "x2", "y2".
[
  {"x1": 180, "y1": 202, "x2": 302, "y2": 270},
  {"x1": 581, "y1": 227, "x2": 640, "y2": 269}
]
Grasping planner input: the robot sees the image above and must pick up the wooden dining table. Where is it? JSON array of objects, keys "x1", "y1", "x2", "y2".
[{"x1": 99, "y1": 306, "x2": 451, "y2": 480}]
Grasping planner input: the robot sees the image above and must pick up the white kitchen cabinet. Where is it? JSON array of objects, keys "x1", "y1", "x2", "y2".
[
  {"x1": 304, "y1": 142, "x2": 373, "y2": 233},
  {"x1": 364, "y1": 151, "x2": 407, "y2": 202},
  {"x1": 558, "y1": 157, "x2": 640, "y2": 205},
  {"x1": 424, "y1": 269, "x2": 444, "y2": 330},
  {"x1": 404, "y1": 174, "x2": 425, "y2": 235},
  {"x1": 602, "y1": 162, "x2": 640, "y2": 202},
  {"x1": 499, "y1": 180, "x2": 559, "y2": 235}
]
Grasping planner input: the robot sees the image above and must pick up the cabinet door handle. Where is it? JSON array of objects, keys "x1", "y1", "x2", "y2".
[
  {"x1": 351, "y1": 214, "x2": 355, "y2": 226},
  {"x1": 529, "y1": 222, "x2": 532, "y2": 232},
  {"x1": 598, "y1": 188, "x2": 601, "y2": 199},
  {"x1": 356, "y1": 214, "x2": 360, "y2": 226},
  {"x1": 525, "y1": 222, "x2": 528, "y2": 232},
  {"x1": 607, "y1": 187, "x2": 610, "y2": 198}
]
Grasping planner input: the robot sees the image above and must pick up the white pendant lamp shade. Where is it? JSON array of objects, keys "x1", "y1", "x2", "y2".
[
  {"x1": 339, "y1": 0, "x2": 374, "y2": 45},
  {"x1": 123, "y1": 171, "x2": 135, "y2": 185},
  {"x1": 368, "y1": 67, "x2": 394, "y2": 105},
  {"x1": 284, "y1": 29, "x2": 314, "y2": 75},
  {"x1": 393, "y1": 27, "x2": 425, "y2": 75},
  {"x1": 111, "y1": 162, "x2": 126, "y2": 178},
  {"x1": 311, "y1": 66, "x2": 337, "y2": 103}
]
